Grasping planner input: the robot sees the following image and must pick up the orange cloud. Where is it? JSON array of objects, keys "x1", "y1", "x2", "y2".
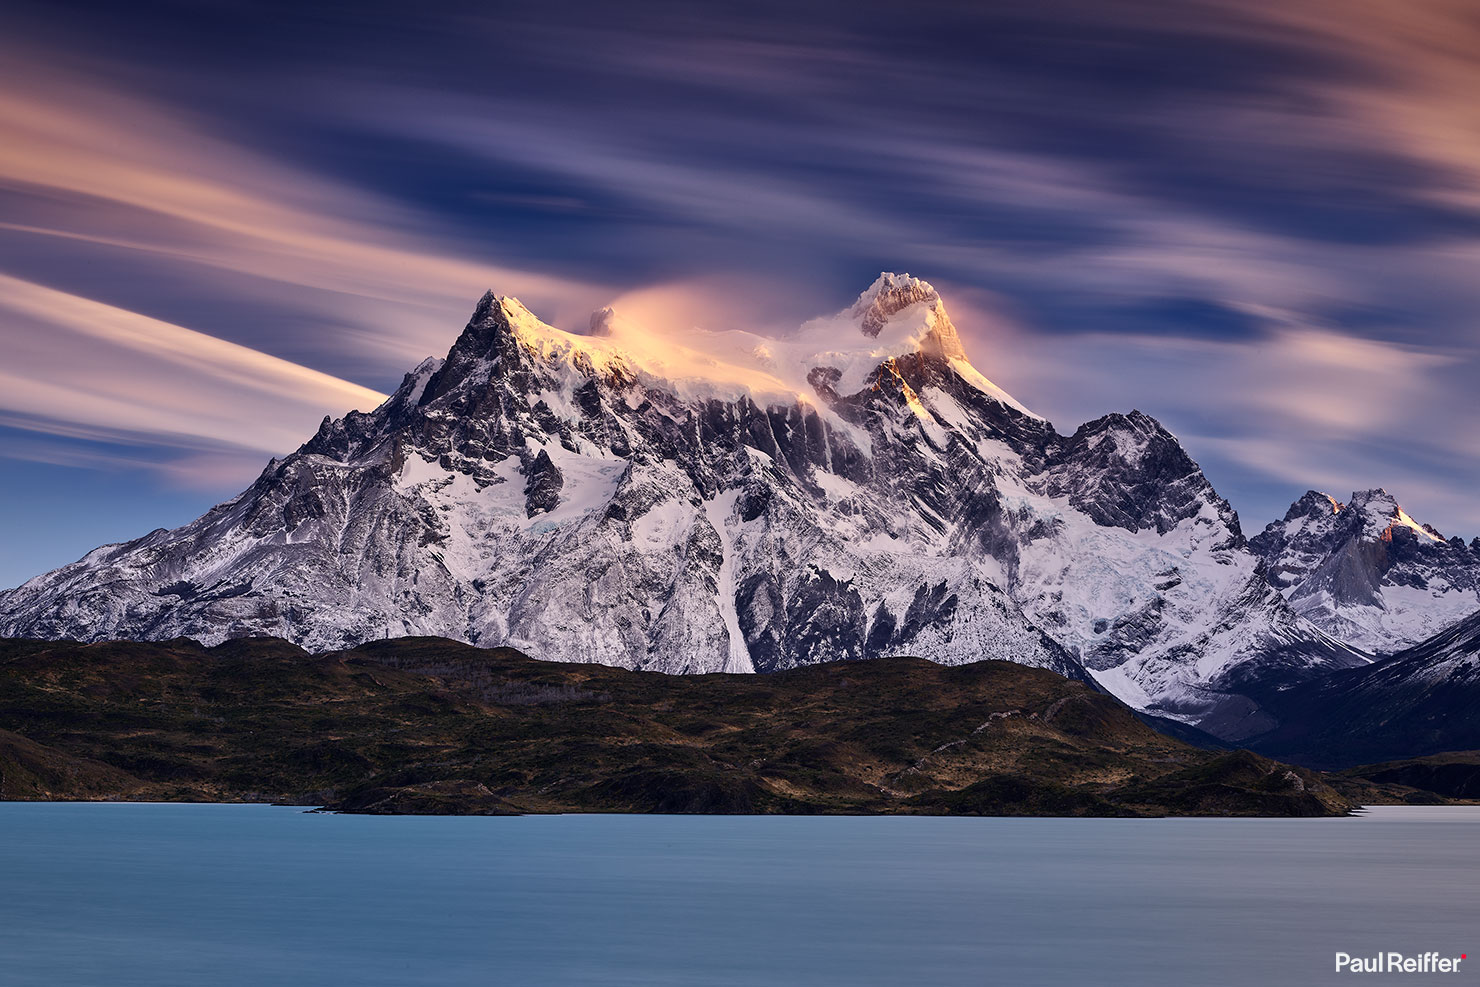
[{"x1": 0, "y1": 274, "x2": 387, "y2": 457}]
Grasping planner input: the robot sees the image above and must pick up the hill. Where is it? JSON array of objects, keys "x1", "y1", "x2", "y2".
[{"x1": 0, "y1": 637, "x2": 1356, "y2": 816}]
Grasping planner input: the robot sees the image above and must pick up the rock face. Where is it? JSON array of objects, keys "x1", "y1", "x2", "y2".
[
  {"x1": 1250, "y1": 488, "x2": 1480, "y2": 654},
  {"x1": 0, "y1": 274, "x2": 1363, "y2": 737}
]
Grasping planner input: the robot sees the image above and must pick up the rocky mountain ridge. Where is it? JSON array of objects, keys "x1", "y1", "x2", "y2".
[
  {"x1": 1250, "y1": 488, "x2": 1480, "y2": 654},
  {"x1": 0, "y1": 275, "x2": 1366, "y2": 738}
]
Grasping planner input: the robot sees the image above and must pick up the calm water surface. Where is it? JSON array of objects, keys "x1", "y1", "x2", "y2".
[{"x1": 0, "y1": 803, "x2": 1476, "y2": 986}]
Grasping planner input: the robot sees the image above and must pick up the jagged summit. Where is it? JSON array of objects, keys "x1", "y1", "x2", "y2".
[
  {"x1": 1283, "y1": 490, "x2": 1343, "y2": 522},
  {"x1": 851, "y1": 273, "x2": 937, "y2": 331},
  {"x1": 1251, "y1": 487, "x2": 1480, "y2": 653},
  {"x1": 587, "y1": 306, "x2": 617, "y2": 337},
  {"x1": 847, "y1": 273, "x2": 965, "y2": 358},
  {"x1": 1346, "y1": 488, "x2": 1444, "y2": 542},
  {"x1": 0, "y1": 276, "x2": 1365, "y2": 739},
  {"x1": 404, "y1": 273, "x2": 1020, "y2": 417},
  {"x1": 1278, "y1": 488, "x2": 1444, "y2": 543},
  {"x1": 838, "y1": 271, "x2": 964, "y2": 358}
]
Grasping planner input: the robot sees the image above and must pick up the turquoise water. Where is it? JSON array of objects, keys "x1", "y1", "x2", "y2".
[{"x1": 0, "y1": 804, "x2": 1476, "y2": 986}]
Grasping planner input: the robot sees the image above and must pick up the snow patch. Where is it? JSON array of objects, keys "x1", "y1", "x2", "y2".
[{"x1": 704, "y1": 490, "x2": 754, "y2": 674}]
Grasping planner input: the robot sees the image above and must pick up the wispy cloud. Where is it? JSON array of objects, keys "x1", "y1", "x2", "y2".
[
  {"x1": 944, "y1": 283, "x2": 1480, "y2": 533},
  {"x1": 0, "y1": 273, "x2": 386, "y2": 464},
  {"x1": 2, "y1": 0, "x2": 1480, "y2": 549},
  {"x1": 0, "y1": 46, "x2": 609, "y2": 366}
]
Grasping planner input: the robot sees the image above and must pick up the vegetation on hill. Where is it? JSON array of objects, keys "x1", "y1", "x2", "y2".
[{"x1": 0, "y1": 636, "x2": 1376, "y2": 816}]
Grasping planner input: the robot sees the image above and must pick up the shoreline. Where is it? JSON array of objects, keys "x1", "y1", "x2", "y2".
[{"x1": 6, "y1": 799, "x2": 1476, "y2": 819}]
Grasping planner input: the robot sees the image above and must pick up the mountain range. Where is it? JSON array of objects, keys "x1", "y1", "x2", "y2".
[
  {"x1": 1, "y1": 274, "x2": 1475, "y2": 752},
  {"x1": 1249, "y1": 488, "x2": 1480, "y2": 654}
]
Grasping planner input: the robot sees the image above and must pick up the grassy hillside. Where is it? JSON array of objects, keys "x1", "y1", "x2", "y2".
[{"x1": 0, "y1": 636, "x2": 1358, "y2": 816}]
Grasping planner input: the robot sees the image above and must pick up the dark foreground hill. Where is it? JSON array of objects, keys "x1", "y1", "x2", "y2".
[
  {"x1": 0, "y1": 636, "x2": 1370, "y2": 816},
  {"x1": 1337, "y1": 751, "x2": 1480, "y2": 802}
]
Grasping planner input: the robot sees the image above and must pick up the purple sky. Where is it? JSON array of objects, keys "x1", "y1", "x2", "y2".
[{"x1": 3, "y1": 0, "x2": 1480, "y2": 587}]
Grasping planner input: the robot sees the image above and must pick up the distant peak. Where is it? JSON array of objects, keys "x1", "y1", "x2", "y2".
[
  {"x1": 449, "y1": 291, "x2": 549, "y2": 359},
  {"x1": 1344, "y1": 488, "x2": 1445, "y2": 543},
  {"x1": 469, "y1": 291, "x2": 539, "y2": 327},
  {"x1": 421, "y1": 279, "x2": 1033, "y2": 416},
  {"x1": 468, "y1": 289, "x2": 503, "y2": 325},
  {"x1": 1284, "y1": 490, "x2": 1343, "y2": 521},
  {"x1": 1348, "y1": 488, "x2": 1400, "y2": 520},
  {"x1": 1348, "y1": 487, "x2": 1393, "y2": 505}
]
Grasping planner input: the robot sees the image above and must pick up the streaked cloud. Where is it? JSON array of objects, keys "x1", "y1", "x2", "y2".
[
  {"x1": 2, "y1": 0, "x2": 1480, "y2": 577},
  {"x1": 0, "y1": 273, "x2": 386, "y2": 465},
  {"x1": 945, "y1": 284, "x2": 1480, "y2": 533},
  {"x1": 0, "y1": 45, "x2": 609, "y2": 369}
]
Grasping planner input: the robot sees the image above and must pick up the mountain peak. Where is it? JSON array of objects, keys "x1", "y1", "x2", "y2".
[
  {"x1": 1348, "y1": 487, "x2": 1394, "y2": 507},
  {"x1": 1283, "y1": 490, "x2": 1343, "y2": 521},
  {"x1": 1252, "y1": 485, "x2": 1475, "y2": 653},
  {"x1": 1342, "y1": 488, "x2": 1442, "y2": 541},
  {"x1": 851, "y1": 273, "x2": 939, "y2": 336},
  {"x1": 425, "y1": 277, "x2": 1001, "y2": 413},
  {"x1": 447, "y1": 290, "x2": 542, "y2": 355},
  {"x1": 845, "y1": 272, "x2": 965, "y2": 360},
  {"x1": 467, "y1": 290, "x2": 538, "y2": 328}
]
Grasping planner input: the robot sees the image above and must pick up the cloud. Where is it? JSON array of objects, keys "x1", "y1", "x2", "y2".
[
  {"x1": 0, "y1": 45, "x2": 610, "y2": 369},
  {"x1": 2, "y1": 0, "x2": 1480, "y2": 546},
  {"x1": 1251, "y1": 0, "x2": 1480, "y2": 209},
  {"x1": 310, "y1": 9, "x2": 1480, "y2": 346},
  {"x1": 942, "y1": 283, "x2": 1480, "y2": 533},
  {"x1": 0, "y1": 39, "x2": 621, "y2": 490},
  {"x1": 0, "y1": 432, "x2": 269, "y2": 492},
  {"x1": 0, "y1": 274, "x2": 388, "y2": 472}
]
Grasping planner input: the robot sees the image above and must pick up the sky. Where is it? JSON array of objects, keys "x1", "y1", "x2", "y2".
[{"x1": 2, "y1": 0, "x2": 1480, "y2": 588}]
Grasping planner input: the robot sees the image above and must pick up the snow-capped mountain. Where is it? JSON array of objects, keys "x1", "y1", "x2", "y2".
[
  {"x1": 0, "y1": 274, "x2": 1363, "y2": 737},
  {"x1": 1249, "y1": 488, "x2": 1480, "y2": 654},
  {"x1": 1249, "y1": 607, "x2": 1480, "y2": 768}
]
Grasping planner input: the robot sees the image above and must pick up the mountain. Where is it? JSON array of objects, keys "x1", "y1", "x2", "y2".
[
  {"x1": 1248, "y1": 608, "x2": 1480, "y2": 769},
  {"x1": 1249, "y1": 488, "x2": 1480, "y2": 654},
  {"x1": 0, "y1": 636, "x2": 1357, "y2": 816},
  {"x1": 0, "y1": 274, "x2": 1363, "y2": 738}
]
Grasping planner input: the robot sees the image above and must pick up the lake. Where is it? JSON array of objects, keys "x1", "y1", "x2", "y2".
[{"x1": 0, "y1": 804, "x2": 1475, "y2": 986}]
